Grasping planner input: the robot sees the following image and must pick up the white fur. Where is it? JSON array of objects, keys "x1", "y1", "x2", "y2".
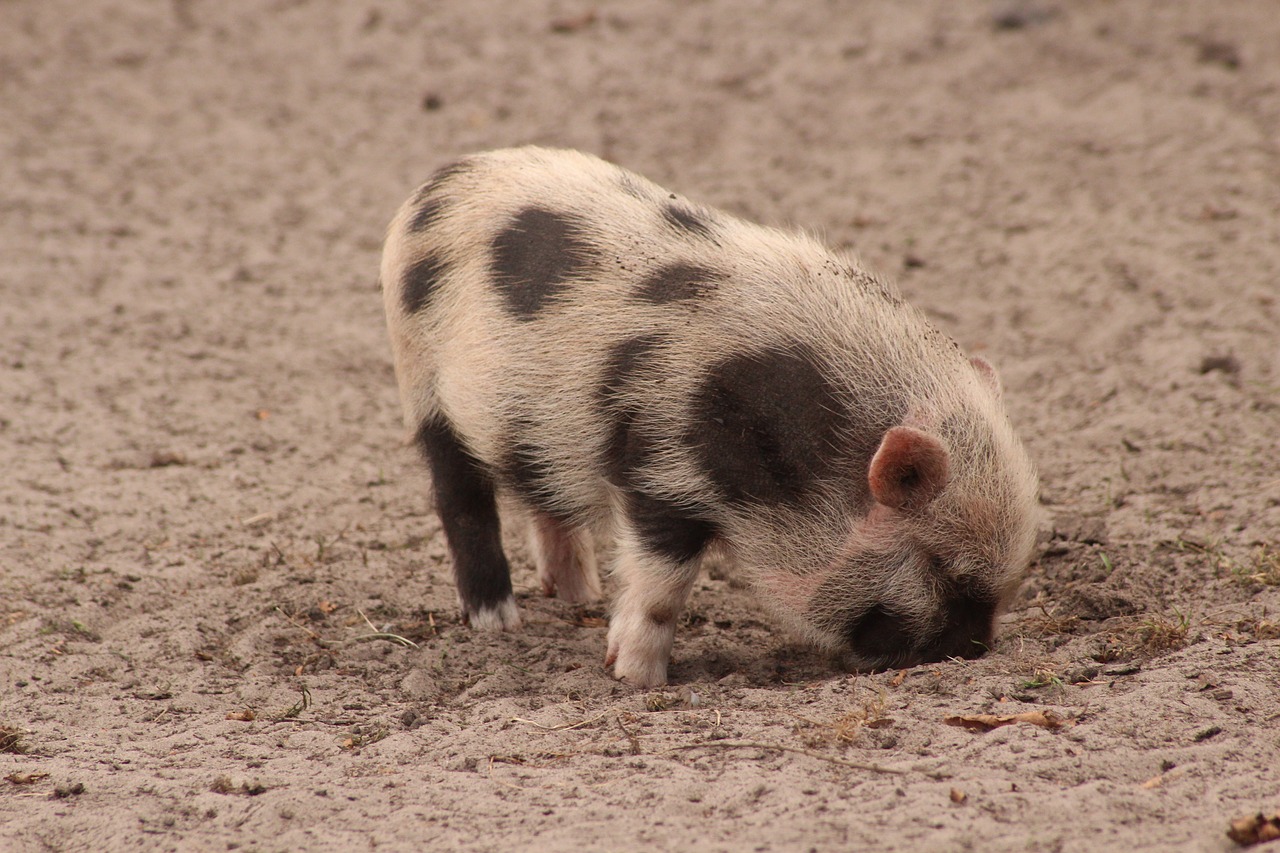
[{"x1": 465, "y1": 596, "x2": 522, "y2": 632}]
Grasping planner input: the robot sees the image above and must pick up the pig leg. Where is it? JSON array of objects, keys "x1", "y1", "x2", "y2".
[
  {"x1": 528, "y1": 511, "x2": 602, "y2": 604},
  {"x1": 415, "y1": 416, "x2": 521, "y2": 631},
  {"x1": 605, "y1": 537, "x2": 699, "y2": 687}
]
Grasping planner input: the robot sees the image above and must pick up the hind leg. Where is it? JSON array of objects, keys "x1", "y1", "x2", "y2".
[
  {"x1": 416, "y1": 416, "x2": 520, "y2": 631},
  {"x1": 528, "y1": 511, "x2": 602, "y2": 604}
]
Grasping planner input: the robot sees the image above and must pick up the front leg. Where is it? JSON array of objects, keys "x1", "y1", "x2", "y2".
[{"x1": 605, "y1": 536, "x2": 700, "y2": 687}]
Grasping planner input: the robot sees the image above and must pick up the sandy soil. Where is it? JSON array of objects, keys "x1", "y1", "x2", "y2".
[{"x1": 3, "y1": 1, "x2": 1278, "y2": 850}]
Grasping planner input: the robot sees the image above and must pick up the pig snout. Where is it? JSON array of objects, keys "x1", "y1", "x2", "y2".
[{"x1": 842, "y1": 589, "x2": 998, "y2": 670}]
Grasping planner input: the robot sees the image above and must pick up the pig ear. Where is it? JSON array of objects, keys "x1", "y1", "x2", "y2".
[
  {"x1": 970, "y1": 356, "x2": 1002, "y2": 399},
  {"x1": 868, "y1": 426, "x2": 950, "y2": 511}
]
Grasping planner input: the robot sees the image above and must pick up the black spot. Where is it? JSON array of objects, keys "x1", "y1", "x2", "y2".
[
  {"x1": 409, "y1": 196, "x2": 446, "y2": 235},
  {"x1": 490, "y1": 207, "x2": 595, "y2": 319},
  {"x1": 598, "y1": 335, "x2": 666, "y2": 486},
  {"x1": 504, "y1": 441, "x2": 553, "y2": 501},
  {"x1": 401, "y1": 253, "x2": 449, "y2": 316},
  {"x1": 500, "y1": 425, "x2": 569, "y2": 519},
  {"x1": 663, "y1": 202, "x2": 714, "y2": 239},
  {"x1": 599, "y1": 335, "x2": 664, "y2": 409},
  {"x1": 407, "y1": 159, "x2": 472, "y2": 233},
  {"x1": 635, "y1": 262, "x2": 724, "y2": 304},
  {"x1": 595, "y1": 335, "x2": 717, "y2": 564},
  {"x1": 626, "y1": 489, "x2": 717, "y2": 565},
  {"x1": 687, "y1": 345, "x2": 868, "y2": 507},
  {"x1": 414, "y1": 416, "x2": 513, "y2": 612}
]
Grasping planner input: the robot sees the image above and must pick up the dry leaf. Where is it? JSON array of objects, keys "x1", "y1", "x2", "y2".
[
  {"x1": 5, "y1": 771, "x2": 49, "y2": 785},
  {"x1": 1228, "y1": 813, "x2": 1280, "y2": 846},
  {"x1": 890, "y1": 670, "x2": 907, "y2": 687},
  {"x1": 950, "y1": 788, "x2": 968, "y2": 804},
  {"x1": 317, "y1": 600, "x2": 337, "y2": 614},
  {"x1": 1141, "y1": 768, "x2": 1184, "y2": 789},
  {"x1": 943, "y1": 710, "x2": 1068, "y2": 732},
  {"x1": 550, "y1": 9, "x2": 597, "y2": 33}
]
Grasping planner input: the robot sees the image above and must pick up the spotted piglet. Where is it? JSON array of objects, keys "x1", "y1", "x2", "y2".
[{"x1": 381, "y1": 147, "x2": 1039, "y2": 687}]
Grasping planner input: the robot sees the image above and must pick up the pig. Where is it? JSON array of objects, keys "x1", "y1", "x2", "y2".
[{"x1": 381, "y1": 146, "x2": 1039, "y2": 687}]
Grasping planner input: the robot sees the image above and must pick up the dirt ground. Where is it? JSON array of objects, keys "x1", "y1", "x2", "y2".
[{"x1": 2, "y1": 1, "x2": 1278, "y2": 850}]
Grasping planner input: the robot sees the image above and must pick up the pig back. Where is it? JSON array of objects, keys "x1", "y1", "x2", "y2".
[{"x1": 382, "y1": 147, "x2": 992, "y2": 555}]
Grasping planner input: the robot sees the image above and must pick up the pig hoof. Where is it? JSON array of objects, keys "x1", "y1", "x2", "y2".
[
  {"x1": 606, "y1": 638, "x2": 669, "y2": 687},
  {"x1": 465, "y1": 597, "x2": 522, "y2": 631},
  {"x1": 611, "y1": 655, "x2": 669, "y2": 688}
]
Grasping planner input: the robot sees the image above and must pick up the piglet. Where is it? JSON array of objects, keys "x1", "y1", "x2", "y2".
[{"x1": 381, "y1": 147, "x2": 1039, "y2": 687}]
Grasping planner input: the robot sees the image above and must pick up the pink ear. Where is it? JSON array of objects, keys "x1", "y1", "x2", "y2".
[
  {"x1": 869, "y1": 426, "x2": 950, "y2": 510},
  {"x1": 969, "y1": 356, "x2": 1002, "y2": 398}
]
